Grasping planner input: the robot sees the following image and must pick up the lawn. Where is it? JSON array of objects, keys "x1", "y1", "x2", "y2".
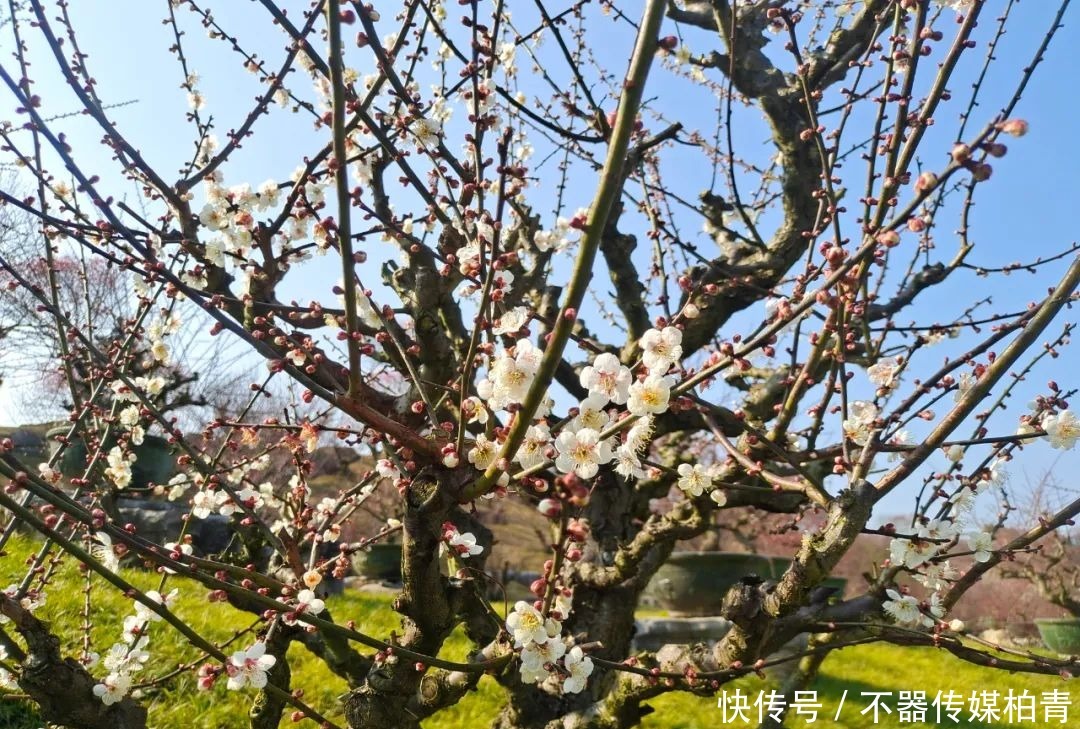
[{"x1": 0, "y1": 532, "x2": 1072, "y2": 728}]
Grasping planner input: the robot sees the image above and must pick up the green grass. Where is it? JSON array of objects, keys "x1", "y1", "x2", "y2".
[{"x1": 0, "y1": 533, "x2": 1072, "y2": 728}]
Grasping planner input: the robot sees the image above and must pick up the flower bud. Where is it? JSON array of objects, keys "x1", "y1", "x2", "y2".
[
  {"x1": 565, "y1": 518, "x2": 589, "y2": 542},
  {"x1": 915, "y1": 171, "x2": 937, "y2": 194},
  {"x1": 302, "y1": 570, "x2": 322, "y2": 589},
  {"x1": 876, "y1": 230, "x2": 900, "y2": 248},
  {"x1": 950, "y1": 143, "x2": 971, "y2": 164},
  {"x1": 971, "y1": 162, "x2": 992, "y2": 182},
  {"x1": 997, "y1": 118, "x2": 1028, "y2": 137},
  {"x1": 537, "y1": 498, "x2": 562, "y2": 518}
]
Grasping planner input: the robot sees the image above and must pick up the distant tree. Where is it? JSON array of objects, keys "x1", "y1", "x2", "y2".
[
  {"x1": 0, "y1": 198, "x2": 247, "y2": 425},
  {"x1": 1002, "y1": 471, "x2": 1080, "y2": 618},
  {"x1": 0, "y1": 2, "x2": 1078, "y2": 729}
]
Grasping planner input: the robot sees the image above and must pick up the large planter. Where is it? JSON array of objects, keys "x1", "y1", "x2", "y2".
[
  {"x1": 647, "y1": 552, "x2": 847, "y2": 617},
  {"x1": 1035, "y1": 618, "x2": 1080, "y2": 654},
  {"x1": 351, "y1": 543, "x2": 403, "y2": 583},
  {"x1": 48, "y1": 427, "x2": 176, "y2": 491}
]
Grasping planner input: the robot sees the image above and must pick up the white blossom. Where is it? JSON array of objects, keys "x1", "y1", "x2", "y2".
[
  {"x1": 150, "y1": 340, "x2": 170, "y2": 363},
  {"x1": 920, "y1": 519, "x2": 960, "y2": 543},
  {"x1": 579, "y1": 353, "x2": 632, "y2": 405},
  {"x1": 626, "y1": 374, "x2": 675, "y2": 417},
  {"x1": 927, "y1": 591, "x2": 946, "y2": 625},
  {"x1": 518, "y1": 640, "x2": 562, "y2": 684},
  {"x1": 103, "y1": 638, "x2": 149, "y2": 674},
  {"x1": 493, "y1": 306, "x2": 530, "y2": 336},
  {"x1": 867, "y1": 360, "x2": 900, "y2": 390},
  {"x1": 882, "y1": 589, "x2": 922, "y2": 626},
  {"x1": 446, "y1": 530, "x2": 484, "y2": 558},
  {"x1": 460, "y1": 396, "x2": 488, "y2": 426},
  {"x1": 281, "y1": 588, "x2": 326, "y2": 626},
  {"x1": 625, "y1": 418, "x2": 654, "y2": 454},
  {"x1": 226, "y1": 642, "x2": 277, "y2": 690},
  {"x1": 515, "y1": 424, "x2": 552, "y2": 470},
  {"x1": 842, "y1": 401, "x2": 879, "y2": 446},
  {"x1": 562, "y1": 645, "x2": 594, "y2": 694},
  {"x1": 136, "y1": 376, "x2": 166, "y2": 396},
  {"x1": 105, "y1": 446, "x2": 135, "y2": 489},
  {"x1": 162, "y1": 541, "x2": 193, "y2": 574},
  {"x1": 483, "y1": 341, "x2": 542, "y2": 410},
  {"x1": 553, "y1": 590, "x2": 574, "y2": 621},
  {"x1": 953, "y1": 372, "x2": 977, "y2": 402},
  {"x1": 554, "y1": 428, "x2": 612, "y2": 479},
  {"x1": 975, "y1": 459, "x2": 1008, "y2": 494},
  {"x1": 468, "y1": 433, "x2": 499, "y2": 471},
  {"x1": 135, "y1": 589, "x2": 177, "y2": 624},
  {"x1": 93, "y1": 672, "x2": 132, "y2": 705},
  {"x1": 38, "y1": 462, "x2": 61, "y2": 484},
  {"x1": 948, "y1": 487, "x2": 976, "y2": 514},
  {"x1": 91, "y1": 533, "x2": 121, "y2": 572},
  {"x1": 506, "y1": 601, "x2": 560, "y2": 647},
  {"x1": 889, "y1": 537, "x2": 938, "y2": 570},
  {"x1": 191, "y1": 489, "x2": 216, "y2": 519},
  {"x1": 0, "y1": 586, "x2": 43, "y2": 624},
  {"x1": 1043, "y1": 410, "x2": 1080, "y2": 450},
  {"x1": 613, "y1": 445, "x2": 645, "y2": 481},
  {"x1": 408, "y1": 116, "x2": 442, "y2": 147},
  {"x1": 936, "y1": 0, "x2": 975, "y2": 11},
  {"x1": 914, "y1": 561, "x2": 959, "y2": 592},
  {"x1": 534, "y1": 217, "x2": 571, "y2": 252},
  {"x1": 376, "y1": 459, "x2": 401, "y2": 481},
  {"x1": 886, "y1": 429, "x2": 910, "y2": 462},
  {"x1": 639, "y1": 327, "x2": 683, "y2": 373},
  {"x1": 572, "y1": 393, "x2": 611, "y2": 433},
  {"x1": 118, "y1": 405, "x2": 141, "y2": 428},
  {"x1": 965, "y1": 531, "x2": 994, "y2": 563},
  {"x1": 676, "y1": 463, "x2": 711, "y2": 497}
]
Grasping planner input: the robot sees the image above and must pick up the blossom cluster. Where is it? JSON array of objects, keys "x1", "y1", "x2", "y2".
[
  {"x1": 92, "y1": 589, "x2": 178, "y2": 705},
  {"x1": 463, "y1": 324, "x2": 732, "y2": 512},
  {"x1": 505, "y1": 599, "x2": 592, "y2": 694}
]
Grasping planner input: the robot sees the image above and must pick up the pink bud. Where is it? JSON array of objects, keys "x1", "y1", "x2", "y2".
[
  {"x1": 565, "y1": 518, "x2": 589, "y2": 542},
  {"x1": 537, "y1": 498, "x2": 562, "y2": 518},
  {"x1": 658, "y1": 35, "x2": 678, "y2": 52},
  {"x1": 876, "y1": 230, "x2": 900, "y2": 248},
  {"x1": 915, "y1": 171, "x2": 937, "y2": 194},
  {"x1": 998, "y1": 118, "x2": 1028, "y2": 137}
]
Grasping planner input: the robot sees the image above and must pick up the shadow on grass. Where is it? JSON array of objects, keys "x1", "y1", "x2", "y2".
[{"x1": 0, "y1": 697, "x2": 40, "y2": 729}]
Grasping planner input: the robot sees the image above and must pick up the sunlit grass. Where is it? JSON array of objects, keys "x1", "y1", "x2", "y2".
[{"x1": 0, "y1": 533, "x2": 1072, "y2": 728}]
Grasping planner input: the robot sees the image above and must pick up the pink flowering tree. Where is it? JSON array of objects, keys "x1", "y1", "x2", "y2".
[{"x1": 0, "y1": 1, "x2": 1079, "y2": 728}]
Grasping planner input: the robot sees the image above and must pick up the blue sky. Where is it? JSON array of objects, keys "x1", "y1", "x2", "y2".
[{"x1": 1, "y1": 1, "x2": 1077, "y2": 520}]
